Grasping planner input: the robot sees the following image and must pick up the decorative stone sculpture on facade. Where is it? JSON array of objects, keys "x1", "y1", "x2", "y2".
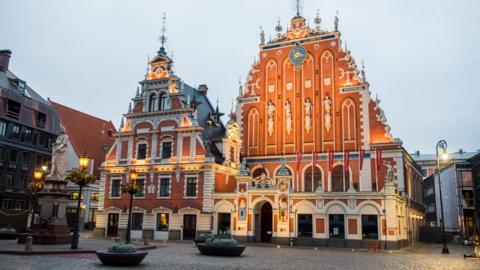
[
  {"x1": 304, "y1": 98, "x2": 312, "y2": 133},
  {"x1": 324, "y1": 95, "x2": 332, "y2": 132},
  {"x1": 267, "y1": 100, "x2": 275, "y2": 136},
  {"x1": 285, "y1": 100, "x2": 292, "y2": 135}
]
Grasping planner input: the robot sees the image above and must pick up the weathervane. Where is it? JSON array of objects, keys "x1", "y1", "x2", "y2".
[
  {"x1": 159, "y1": 12, "x2": 167, "y2": 51},
  {"x1": 293, "y1": 0, "x2": 303, "y2": 17}
]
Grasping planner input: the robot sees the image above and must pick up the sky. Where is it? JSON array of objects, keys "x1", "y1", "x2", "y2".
[{"x1": 1, "y1": 0, "x2": 479, "y2": 154}]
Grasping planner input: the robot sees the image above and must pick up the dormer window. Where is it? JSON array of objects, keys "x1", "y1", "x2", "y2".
[
  {"x1": 149, "y1": 94, "x2": 157, "y2": 112},
  {"x1": 158, "y1": 92, "x2": 166, "y2": 111},
  {"x1": 6, "y1": 99, "x2": 21, "y2": 119},
  {"x1": 36, "y1": 112, "x2": 46, "y2": 128}
]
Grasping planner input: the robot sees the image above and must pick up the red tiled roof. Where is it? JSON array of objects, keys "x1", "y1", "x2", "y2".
[{"x1": 50, "y1": 100, "x2": 116, "y2": 178}]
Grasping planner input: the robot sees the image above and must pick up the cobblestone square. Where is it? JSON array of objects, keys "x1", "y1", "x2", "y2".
[{"x1": 1, "y1": 242, "x2": 479, "y2": 270}]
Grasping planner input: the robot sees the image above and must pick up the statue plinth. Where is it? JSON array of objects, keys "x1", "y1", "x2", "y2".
[{"x1": 19, "y1": 175, "x2": 72, "y2": 245}]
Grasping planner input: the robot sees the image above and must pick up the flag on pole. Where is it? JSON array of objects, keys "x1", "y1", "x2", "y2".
[
  {"x1": 344, "y1": 151, "x2": 350, "y2": 172},
  {"x1": 296, "y1": 151, "x2": 303, "y2": 172},
  {"x1": 376, "y1": 148, "x2": 383, "y2": 171},
  {"x1": 359, "y1": 149, "x2": 365, "y2": 170},
  {"x1": 328, "y1": 150, "x2": 334, "y2": 172}
]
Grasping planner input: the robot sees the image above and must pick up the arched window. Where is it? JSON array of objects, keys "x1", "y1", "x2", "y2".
[
  {"x1": 158, "y1": 92, "x2": 166, "y2": 111},
  {"x1": 304, "y1": 166, "x2": 322, "y2": 192},
  {"x1": 342, "y1": 99, "x2": 356, "y2": 141},
  {"x1": 149, "y1": 94, "x2": 157, "y2": 112},
  {"x1": 252, "y1": 167, "x2": 267, "y2": 179},
  {"x1": 331, "y1": 165, "x2": 349, "y2": 192},
  {"x1": 247, "y1": 108, "x2": 259, "y2": 152}
]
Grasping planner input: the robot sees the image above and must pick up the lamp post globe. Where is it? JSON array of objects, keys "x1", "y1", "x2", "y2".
[{"x1": 436, "y1": 139, "x2": 450, "y2": 255}]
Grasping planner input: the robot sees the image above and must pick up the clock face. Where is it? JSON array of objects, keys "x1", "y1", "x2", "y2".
[{"x1": 289, "y1": 44, "x2": 307, "y2": 66}]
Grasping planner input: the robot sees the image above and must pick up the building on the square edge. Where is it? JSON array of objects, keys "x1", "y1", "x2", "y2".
[
  {"x1": 95, "y1": 9, "x2": 425, "y2": 249},
  {"x1": 221, "y1": 11, "x2": 424, "y2": 249},
  {"x1": 94, "y1": 22, "x2": 240, "y2": 240},
  {"x1": 412, "y1": 149, "x2": 478, "y2": 179},
  {"x1": 469, "y1": 153, "x2": 480, "y2": 241},
  {"x1": 49, "y1": 101, "x2": 116, "y2": 230},
  {"x1": 0, "y1": 50, "x2": 59, "y2": 228},
  {"x1": 420, "y1": 149, "x2": 479, "y2": 241}
]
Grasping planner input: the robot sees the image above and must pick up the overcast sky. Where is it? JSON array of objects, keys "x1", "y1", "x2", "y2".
[{"x1": 1, "y1": 0, "x2": 479, "y2": 154}]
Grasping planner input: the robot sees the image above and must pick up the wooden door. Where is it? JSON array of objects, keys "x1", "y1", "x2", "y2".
[
  {"x1": 183, "y1": 214, "x2": 197, "y2": 240},
  {"x1": 107, "y1": 213, "x2": 119, "y2": 237}
]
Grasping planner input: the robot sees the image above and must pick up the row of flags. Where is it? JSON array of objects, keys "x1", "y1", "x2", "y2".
[{"x1": 295, "y1": 149, "x2": 384, "y2": 172}]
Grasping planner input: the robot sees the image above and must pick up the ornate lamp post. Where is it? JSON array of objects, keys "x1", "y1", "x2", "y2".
[
  {"x1": 124, "y1": 168, "x2": 139, "y2": 244},
  {"x1": 29, "y1": 169, "x2": 45, "y2": 228},
  {"x1": 67, "y1": 153, "x2": 96, "y2": 250},
  {"x1": 436, "y1": 140, "x2": 450, "y2": 254}
]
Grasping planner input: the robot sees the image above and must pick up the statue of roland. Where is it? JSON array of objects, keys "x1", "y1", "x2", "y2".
[{"x1": 47, "y1": 127, "x2": 69, "y2": 178}]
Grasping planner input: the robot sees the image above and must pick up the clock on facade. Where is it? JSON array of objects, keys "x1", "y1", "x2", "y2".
[{"x1": 289, "y1": 43, "x2": 307, "y2": 70}]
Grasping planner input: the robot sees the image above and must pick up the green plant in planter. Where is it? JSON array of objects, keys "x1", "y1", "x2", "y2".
[
  {"x1": 204, "y1": 235, "x2": 239, "y2": 246},
  {"x1": 108, "y1": 243, "x2": 137, "y2": 253}
]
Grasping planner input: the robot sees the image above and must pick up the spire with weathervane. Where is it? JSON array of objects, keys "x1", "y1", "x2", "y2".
[{"x1": 146, "y1": 12, "x2": 174, "y2": 81}]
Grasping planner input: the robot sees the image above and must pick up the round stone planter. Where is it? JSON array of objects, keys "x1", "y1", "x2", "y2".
[
  {"x1": 196, "y1": 243, "x2": 246, "y2": 257},
  {"x1": 95, "y1": 249, "x2": 148, "y2": 266}
]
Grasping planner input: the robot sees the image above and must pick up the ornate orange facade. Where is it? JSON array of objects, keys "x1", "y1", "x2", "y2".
[{"x1": 211, "y1": 12, "x2": 425, "y2": 249}]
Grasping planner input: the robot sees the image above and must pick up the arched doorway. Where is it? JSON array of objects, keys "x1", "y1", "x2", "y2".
[{"x1": 254, "y1": 201, "x2": 273, "y2": 243}]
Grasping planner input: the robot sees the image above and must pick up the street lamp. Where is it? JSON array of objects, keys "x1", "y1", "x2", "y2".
[
  {"x1": 436, "y1": 139, "x2": 450, "y2": 254},
  {"x1": 67, "y1": 152, "x2": 96, "y2": 250},
  {"x1": 29, "y1": 169, "x2": 45, "y2": 228},
  {"x1": 124, "y1": 168, "x2": 139, "y2": 244}
]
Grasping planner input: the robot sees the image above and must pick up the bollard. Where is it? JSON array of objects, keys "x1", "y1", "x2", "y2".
[
  {"x1": 143, "y1": 235, "x2": 149, "y2": 246},
  {"x1": 25, "y1": 236, "x2": 33, "y2": 251}
]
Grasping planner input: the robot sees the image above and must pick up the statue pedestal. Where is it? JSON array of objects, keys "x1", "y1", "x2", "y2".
[{"x1": 19, "y1": 176, "x2": 72, "y2": 245}]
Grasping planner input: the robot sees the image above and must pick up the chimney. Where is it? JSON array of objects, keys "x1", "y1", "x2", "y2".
[
  {"x1": 0, "y1": 50, "x2": 12, "y2": 72},
  {"x1": 458, "y1": 149, "x2": 464, "y2": 154},
  {"x1": 414, "y1": 150, "x2": 420, "y2": 156},
  {"x1": 198, "y1": 84, "x2": 208, "y2": 95}
]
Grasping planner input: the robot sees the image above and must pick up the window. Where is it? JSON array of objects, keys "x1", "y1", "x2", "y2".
[
  {"x1": 158, "y1": 93, "x2": 166, "y2": 111},
  {"x1": 15, "y1": 200, "x2": 25, "y2": 210},
  {"x1": 131, "y1": 213, "x2": 143, "y2": 230},
  {"x1": 361, "y1": 215, "x2": 378, "y2": 239},
  {"x1": 8, "y1": 150, "x2": 17, "y2": 163},
  {"x1": 11, "y1": 125, "x2": 20, "y2": 139},
  {"x1": 70, "y1": 192, "x2": 83, "y2": 200},
  {"x1": 149, "y1": 94, "x2": 157, "y2": 112},
  {"x1": 137, "y1": 143, "x2": 147, "y2": 160},
  {"x1": 23, "y1": 128, "x2": 32, "y2": 142},
  {"x1": 110, "y1": 179, "x2": 121, "y2": 198},
  {"x1": 421, "y1": 168, "x2": 428, "y2": 178},
  {"x1": 36, "y1": 112, "x2": 46, "y2": 128},
  {"x1": 0, "y1": 120, "x2": 6, "y2": 136},
  {"x1": 21, "y1": 152, "x2": 30, "y2": 165},
  {"x1": 304, "y1": 166, "x2": 322, "y2": 192},
  {"x1": 427, "y1": 204, "x2": 435, "y2": 213},
  {"x1": 161, "y1": 141, "x2": 172, "y2": 159},
  {"x1": 19, "y1": 175, "x2": 27, "y2": 188},
  {"x1": 329, "y1": 214, "x2": 345, "y2": 239},
  {"x1": 90, "y1": 192, "x2": 99, "y2": 201},
  {"x1": 230, "y1": 147, "x2": 235, "y2": 162},
  {"x1": 38, "y1": 133, "x2": 46, "y2": 147},
  {"x1": 297, "y1": 214, "x2": 313, "y2": 237},
  {"x1": 134, "y1": 179, "x2": 145, "y2": 198},
  {"x1": 252, "y1": 167, "x2": 267, "y2": 179},
  {"x1": 1, "y1": 199, "x2": 13, "y2": 209},
  {"x1": 186, "y1": 177, "x2": 197, "y2": 197},
  {"x1": 6, "y1": 100, "x2": 21, "y2": 119},
  {"x1": 332, "y1": 165, "x2": 349, "y2": 192},
  {"x1": 217, "y1": 213, "x2": 231, "y2": 235},
  {"x1": 159, "y1": 177, "x2": 170, "y2": 197},
  {"x1": 88, "y1": 208, "x2": 97, "y2": 223},
  {"x1": 156, "y1": 213, "x2": 169, "y2": 231}
]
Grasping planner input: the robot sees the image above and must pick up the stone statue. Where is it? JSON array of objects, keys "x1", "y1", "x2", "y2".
[
  {"x1": 260, "y1": 27, "x2": 265, "y2": 44},
  {"x1": 47, "y1": 128, "x2": 69, "y2": 178},
  {"x1": 383, "y1": 161, "x2": 395, "y2": 183},
  {"x1": 304, "y1": 98, "x2": 312, "y2": 133},
  {"x1": 267, "y1": 101, "x2": 275, "y2": 136},
  {"x1": 334, "y1": 13, "x2": 339, "y2": 32},
  {"x1": 324, "y1": 96, "x2": 332, "y2": 132},
  {"x1": 285, "y1": 100, "x2": 292, "y2": 135}
]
